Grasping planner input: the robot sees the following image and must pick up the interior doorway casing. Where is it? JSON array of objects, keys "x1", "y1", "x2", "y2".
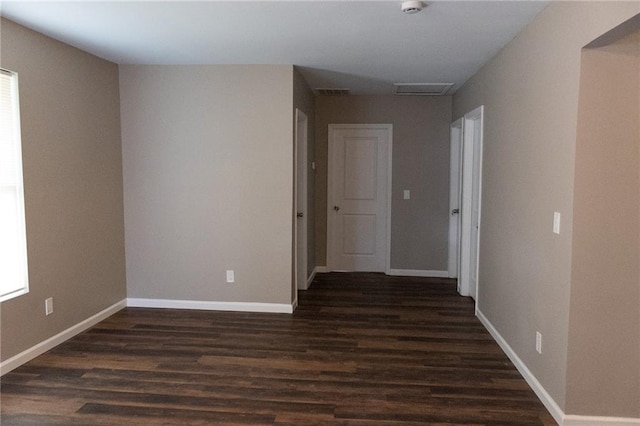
[
  {"x1": 458, "y1": 106, "x2": 484, "y2": 303},
  {"x1": 448, "y1": 118, "x2": 463, "y2": 283},
  {"x1": 294, "y1": 109, "x2": 308, "y2": 293}
]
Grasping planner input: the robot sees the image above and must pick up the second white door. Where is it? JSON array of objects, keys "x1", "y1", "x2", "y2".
[{"x1": 327, "y1": 124, "x2": 392, "y2": 272}]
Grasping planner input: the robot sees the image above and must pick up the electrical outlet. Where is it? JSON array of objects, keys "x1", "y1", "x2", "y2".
[
  {"x1": 226, "y1": 270, "x2": 235, "y2": 283},
  {"x1": 403, "y1": 190, "x2": 410, "y2": 200},
  {"x1": 45, "y1": 297, "x2": 53, "y2": 316},
  {"x1": 536, "y1": 331, "x2": 542, "y2": 354}
]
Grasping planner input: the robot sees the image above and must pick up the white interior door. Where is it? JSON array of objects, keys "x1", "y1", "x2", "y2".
[
  {"x1": 459, "y1": 106, "x2": 484, "y2": 301},
  {"x1": 295, "y1": 109, "x2": 308, "y2": 290},
  {"x1": 327, "y1": 124, "x2": 392, "y2": 272},
  {"x1": 448, "y1": 118, "x2": 463, "y2": 282}
]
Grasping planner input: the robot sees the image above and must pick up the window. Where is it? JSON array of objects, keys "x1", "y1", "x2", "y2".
[{"x1": 0, "y1": 69, "x2": 29, "y2": 302}]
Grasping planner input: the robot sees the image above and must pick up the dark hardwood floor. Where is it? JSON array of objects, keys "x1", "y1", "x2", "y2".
[{"x1": 1, "y1": 272, "x2": 556, "y2": 425}]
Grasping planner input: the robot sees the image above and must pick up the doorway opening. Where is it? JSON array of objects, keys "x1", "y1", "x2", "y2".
[
  {"x1": 451, "y1": 106, "x2": 484, "y2": 301},
  {"x1": 294, "y1": 109, "x2": 309, "y2": 294}
]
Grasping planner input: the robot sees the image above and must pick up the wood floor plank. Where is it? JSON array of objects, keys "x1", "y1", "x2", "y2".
[{"x1": 1, "y1": 272, "x2": 556, "y2": 425}]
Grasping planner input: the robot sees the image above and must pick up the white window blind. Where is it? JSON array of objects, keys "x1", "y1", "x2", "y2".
[{"x1": 0, "y1": 69, "x2": 29, "y2": 302}]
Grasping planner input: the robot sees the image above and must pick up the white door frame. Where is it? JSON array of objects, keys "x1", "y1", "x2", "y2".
[
  {"x1": 294, "y1": 109, "x2": 308, "y2": 293},
  {"x1": 448, "y1": 118, "x2": 463, "y2": 282},
  {"x1": 458, "y1": 106, "x2": 484, "y2": 302},
  {"x1": 326, "y1": 124, "x2": 393, "y2": 273}
]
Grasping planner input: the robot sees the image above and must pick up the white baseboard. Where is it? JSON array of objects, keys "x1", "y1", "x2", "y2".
[
  {"x1": 303, "y1": 266, "x2": 328, "y2": 289},
  {"x1": 0, "y1": 299, "x2": 127, "y2": 376},
  {"x1": 127, "y1": 298, "x2": 294, "y2": 314},
  {"x1": 387, "y1": 269, "x2": 449, "y2": 278},
  {"x1": 297, "y1": 267, "x2": 317, "y2": 291},
  {"x1": 563, "y1": 416, "x2": 640, "y2": 426},
  {"x1": 309, "y1": 267, "x2": 448, "y2": 279},
  {"x1": 2, "y1": 293, "x2": 638, "y2": 426},
  {"x1": 304, "y1": 268, "x2": 317, "y2": 289},
  {"x1": 476, "y1": 309, "x2": 640, "y2": 426},
  {"x1": 476, "y1": 309, "x2": 564, "y2": 425}
]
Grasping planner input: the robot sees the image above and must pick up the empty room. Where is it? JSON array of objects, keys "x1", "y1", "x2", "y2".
[{"x1": 0, "y1": 1, "x2": 638, "y2": 425}]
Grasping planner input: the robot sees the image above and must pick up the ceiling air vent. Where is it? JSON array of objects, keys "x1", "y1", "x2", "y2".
[
  {"x1": 394, "y1": 83, "x2": 454, "y2": 96},
  {"x1": 315, "y1": 88, "x2": 350, "y2": 96}
]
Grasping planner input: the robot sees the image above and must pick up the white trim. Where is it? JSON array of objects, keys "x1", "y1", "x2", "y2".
[
  {"x1": 459, "y1": 105, "x2": 484, "y2": 301},
  {"x1": 477, "y1": 309, "x2": 564, "y2": 425},
  {"x1": 305, "y1": 267, "x2": 319, "y2": 289},
  {"x1": 0, "y1": 299, "x2": 127, "y2": 376},
  {"x1": 448, "y1": 118, "x2": 463, "y2": 280},
  {"x1": 127, "y1": 298, "x2": 294, "y2": 314},
  {"x1": 563, "y1": 416, "x2": 640, "y2": 426},
  {"x1": 317, "y1": 266, "x2": 448, "y2": 279},
  {"x1": 388, "y1": 269, "x2": 449, "y2": 278},
  {"x1": 294, "y1": 109, "x2": 309, "y2": 292},
  {"x1": 478, "y1": 309, "x2": 640, "y2": 425},
  {"x1": 385, "y1": 128, "x2": 393, "y2": 275},
  {"x1": 0, "y1": 70, "x2": 29, "y2": 303}
]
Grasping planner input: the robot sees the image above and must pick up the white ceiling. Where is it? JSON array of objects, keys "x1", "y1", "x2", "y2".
[{"x1": 0, "y1": 1, "x2": 548, "y2": 95}]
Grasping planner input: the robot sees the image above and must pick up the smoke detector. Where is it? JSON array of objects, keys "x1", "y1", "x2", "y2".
[{"x1": 401, "y1": 1, "x2": 425, "y2": 14}]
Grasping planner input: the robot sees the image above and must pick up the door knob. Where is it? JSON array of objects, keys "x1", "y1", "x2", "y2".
[
  {"x1": 297, "y1": 212, "x2": 304, "y2": 218},
  {"x1": 451, "y1": 208, "x2": 459, "y2": 215},
  {"x1": 333, "y1": 205, "x2": 340, "y2": 212}
]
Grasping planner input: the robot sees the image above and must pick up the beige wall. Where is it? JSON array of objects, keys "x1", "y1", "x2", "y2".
[
  {"x1": 0, "y1": 19, "x2": 126, "y2": 361},
  {"x1": 315, "y1": 96, "x2": 452, "y2": 271},
  {"x1": 567, "y1": 29, "x2": 640, "y2": 417},
  {"x1": 453, "y1": 1, "x2": 640, "y2": 415},
  {"x1": 293, "y1": 67, "x2": 316, "y2": 284},
  {"x1": 120, "y1": 65, "x2": 294, "y2": 305}
]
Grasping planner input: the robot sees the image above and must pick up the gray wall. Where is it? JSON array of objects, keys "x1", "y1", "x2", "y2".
[
  {"x1": 0, "y1": 19, "x2": 126, "y2": 361},
  {"x1": 292, "y1": 67, "x2": 316, "y2": 284},
  {"x1": 567, "y1": 28, "x2": 640, "y2": 417},
  {"x1": 452, "y1": 1, "x2": 640, "y2": 415},
  {"x1": 120, "y1": 65, "x2": 295, "y2": 305},
  {"x1": 315, "y1": 95, "x2": 452, "y2": 272}
]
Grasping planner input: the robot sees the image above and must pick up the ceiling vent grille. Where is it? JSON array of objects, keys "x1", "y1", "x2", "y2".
[
  {"x1": 394, "y1": 83, "x2": 454, "y2": 96},
  {"x1": 315, "y1": 88, "x2": 350, "y2": 96}
]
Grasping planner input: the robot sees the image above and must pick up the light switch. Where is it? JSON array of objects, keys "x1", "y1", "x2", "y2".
[
  {"x1": 553, "y1": 212, "x2": 561, "y2": 234},
  {"x1": 403, "y1": 190, "x2": 410, "y2": 200}
]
